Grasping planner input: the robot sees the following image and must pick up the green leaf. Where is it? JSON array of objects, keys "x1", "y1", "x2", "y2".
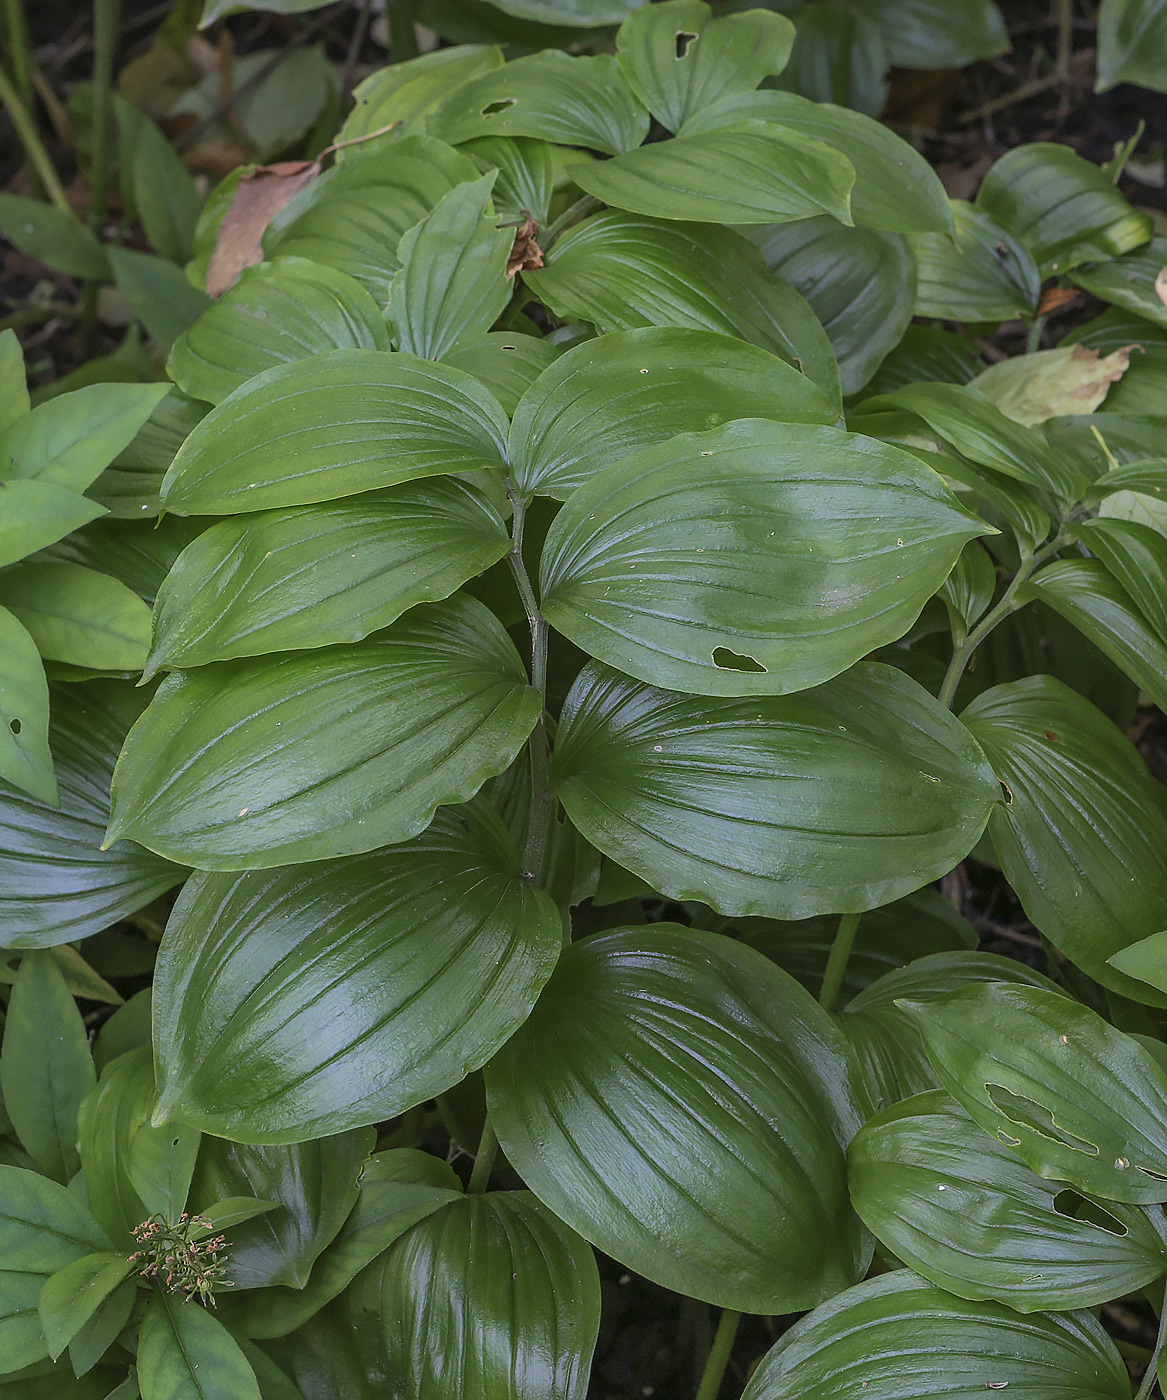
[
  {"x1": 962, "y1": 674, "x2": 1167, "y2": 1002},
  {"x1": 615, "y1": 1, "x2": 794, "y2": 133},
  {"x1": 488, "y1": 0, "x2": 641, "y2": 21},
  {"x1": 0, "y1": 607, "x2": 55, "y2": 806},
  {"x1": 431, "y1": 52, "x2": 649, "y2": 156},
  {"x1": 218, "y1": 1150, "x2": 462, "y2": 1339},
  {"x1": 540, "y1": 420, "x2": 988, "y2": 696},
  {"x1": 92, "y1": 388, "x2": 207, "y2": 520},
  {"x1": 679, "y1": 89, "x2": 951, "y2": 236},
  {"x1": 0, "y1": 1165, "x2": 110, "y2": 1271},
  {"x1": 0, "y1": 564, "x2": 151, "y2": 671},
  {"x1": 138, "y1": 1293, "x2": 261, "y2": 1400},
  {"x1": 975, "y1": 142, "x2": 1154, "y2": 279},
  {"x1": 188, "y1": 1130, "x2": 373, "y2": 1289},
  {"x1": 751, "y1": 219, "x2": 914, "y2": 395},
  {"x1": 126, "y1": 1117, "x2": 201, "y2": 1223},
  {"x1": 487, "y1": 925, "x2": 869, "y2": 1312},
  {"x1": 867, "y1": 326, "x2": 983, "y2": 396},
  {"x1": 168, "y1": 259, "x2": 391, "y2": 407},
  {"x1": 554, "y1": 660, "x2": 998, "y2": 918},
  {"x1": 1111, "y1": 932, "x2": 1167, "y2": 997},
  {"x1": 108, "y1": 595, "x2": 540, "y2": 870},
  {"x1": 152, "y1": 800, "x2": 560, "y2": 1142},
  {"x1": 76, "y1": 1048, "x2": 155, "y2": 1243},
  {"x1": 338, "y1": 46, "x2": 504, "y2": 145},
  {"x1": 509, "y1": 326, "x2": 836, "y2": 498},
  {"x1": 37, "y1": 1254, "x2": 134, "y2": 1361},
  {"x1": 526, "y1": 212, "x2": 841, "y2": 407},
  {"x1": 387, "y1": 174, "x2": 513, "y2": 361},
  {"x1": 1023, "y1": 557, "x2": 1167, "y2": 713},
  {"x1": 67, "y1": 1277, "x2": 134, "y2": 1376},
  {"x1": 852, "y1": 0, "x2": 1008, "y2": 67},
  {"x1": 909, "y1": 200, "x2": 1041, "y2": 322},
  {"x1": 0, "y1": 195, "x2": 111, "y2": 281},
  {"x1": 1097, "y1": 0, "x2": 1167, "y2": 92},
  {"x1": 771, "y1": 1, "x2": 887, "y2": 119},
  {"x1": 568, "y1": 121, "x2": 854, "y2": 226},
  {"x1": 940, "y1": 539, "x2": 997, "y2": 634},
  {"x1": 0, "y1": 382, "x2": 167, "y2": 492},
  {"x1": 0, "y1": 950, "x2": 95, "y2": 1182},
  {"x1": 107, "y1": 248, "x2": 212, "y2": 351},
  {"x1": 741, "y1": 1269, "x2": 1129, "y2": 1400},
  {"x1": 0, "y1": 682, "x2": 183, "y2": 949},
  {"x1": 93, "y1": 989, "x2": 152, "y2": 1073},
  {"x1": 848, "y1": 1092, "x2": 1167, "y2": 1312},
  {"x1": 903, "y1": 982, "x2": 1167, "y2": 1203},
  {"x1": 0, "y1": 1270, "x2": 49, "y2": 1374},
  {"x1": 459, "y1": 136, "x2": 555, "y2": 226},
  {"x1": 352, "y1": 1193, "x2": 600, "y2": 1400},
  {"x1": 1071, "y1": 237, "x2": 1167, "y2": 329},
  {"x1": 442, "y1": 332, "x2": 562, "y2": 416},
  {"x1": 1074, "y1": 516, "x2": 1167, "y2": 640},
  {"x1": 147, "y1": 479, "x2": 509, "y2": 673},
  {"x1": 969, "y1": 345, "x2": 1133, "y2": 426},
  {"x1": 0, "y1": 479, "x2": 106, "y2": 567},
  {"x1": 113, "y1": 97, "x2": 201, "y2": 266},
  {"x1": 159, "y1": 349, "x2": 509, "y2": 515},
  {"x1": 0, "y1": 328, "x2": 29, "y2": 433}
]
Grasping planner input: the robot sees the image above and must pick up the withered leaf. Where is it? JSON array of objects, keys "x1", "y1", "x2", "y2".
[
  {"x1": 205, "y1": 158, "x2": 320, "y2": 298},
  {"x1": 508, "y1": 216, "x2": 544, "y2": 279}
]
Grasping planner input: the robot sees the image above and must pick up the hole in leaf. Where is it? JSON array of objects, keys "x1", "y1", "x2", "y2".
[
  {"x1": 986, "y1": 1083, "x2": 1099, "y2": 1156},
  {"x1": 1052, "y1": 1189, "x2": 1128, "y2": 1236},
  {"x1": 712, "y1": 647, "x2": 766, "y2": 674},
  {"x1": 675, "y1": 29, "x2": 699, "y2": 58},
  {"x1": 999, "y1": 780, "x2": 1013, "y2": 805},
  {"x1": 481, "y1": 98, "x2": 516, "y2": 116},
  {"x1": 1138, "y1": 1165, "x2": 1167, "y2": 1182},
  {"x1": 8, "y1": 717, "x2": 20, "y2": 735}
]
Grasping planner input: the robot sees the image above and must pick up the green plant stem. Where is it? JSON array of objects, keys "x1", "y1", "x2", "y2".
[
  {"x1": 0, "y1": 65, "x2": 70, "y2": 213},
  {"x1": 386, "y1": 0, "x2": 419, "y2": 61},
  {"x1": 819, "y1": 912, "x2": 861, "y2": 1013},
  {"x1": 1025, "y1": 313, "x2": 1048, "y2": 354},
  {"x1": 694, "y1": 1308, "x2": 741, "y2": 1400},
  {"x1": 3, "y1": 0, "x2": 31, "y2": 109},
  {"x1": 467, "y1": 1116, "x2": 498, "y2": 1194},
  {"x1": 543, "y1": 193, "x2": 602, "y2": 248},
  {"x1": 0, "y1": 300, "x2": 82, "y2": 331},
  {"x1": 1134, "y1": 1271, "x2": 1167, "y2": 1400},
  {"x1": 82, "y1": 0, "x2": 121, "y2": 351}
]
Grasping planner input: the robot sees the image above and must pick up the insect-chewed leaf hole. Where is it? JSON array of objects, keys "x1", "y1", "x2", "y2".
[
  {"x1": 712, "y1": 646, "x2": 766, "y2": 674},
  {"x1": 985, "y1": 1082, "x2": 1100, "y2": 1156}
]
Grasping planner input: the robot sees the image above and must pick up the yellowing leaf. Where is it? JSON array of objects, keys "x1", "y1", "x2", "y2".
[{"x1": 969, "y1": 345, "x2": 1132, "y2": 427}]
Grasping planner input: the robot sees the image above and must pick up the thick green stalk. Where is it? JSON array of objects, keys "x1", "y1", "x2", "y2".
[
  {"x1": 694, "y1": 1308, "x2": 741, "y2": 1400},
  {"x1": 467, "y1": 1116, "x2": 498, "y2": 1194},
  {"x1": 3, "y1": 0, "x2": 31, "y2": 109},
  {"x1": 819, "y1": 912, "x2": 861, "y2": 1013}
]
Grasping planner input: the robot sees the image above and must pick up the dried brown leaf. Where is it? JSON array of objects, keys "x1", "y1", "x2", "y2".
[
  {"x1": 507, "y1": 217, "x2": 544, "y2": 279},
  {"x1": 204, "y1": 159, "x2": 320, "y2": 298}
]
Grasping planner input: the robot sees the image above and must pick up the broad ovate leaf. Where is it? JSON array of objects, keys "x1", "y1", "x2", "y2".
[
  {"x1": 969, "y1": 345, "x2": 1131, "y2": 425},
  {"x1": 0, "y1": 562, "x2": 151, "y2": 671},
  {"x1": 486, "y1": 925, "x2": 870, "y2": 1312},
  {"x1": 741, "y1": 1270, "x2": 1129, "y2": 1400},
  {"x1": 1071, "y1": 237, "x2": 1167, "y2": 329},
  {"x1": 138, "y1": 1293, "x2": 261, "y2": 1400},
  {"x1": 1097, "y1": 0, "x2": 1167, "y2": 92},
  {"x1": 551, "y1": 661, "x2": 998, "y2": 920},
  {"x1": 848, "y1": 1091, "x2": 1167, "y2": 1311},
  {"x1": 509, "y1": 327, "x2": 836, "y2": 498},
  {"x1": 910, "y1": 201, "x2": 1041, "y2": 324},
  {"x1": 153, "y1": 801, "x2": 560, "y2": 1142},
  {"x1": 160, "y1": 348, "x2": 509, "y2": 515},
  {"x1": 107, "y1": 596, "x2": 540, "y2": 870},
  {"x1": 539, "y1": 420, "x2": 990, "y2": 696},
  {"x1": 338, "y1": 47, "x2": 505, "y2": 146},
  {"x1": 902, "y1": 982, "x2": 1167, "y2": 1204},
  {"x1": 0, "y1": 606, "x2": 55, "y2": 805}
]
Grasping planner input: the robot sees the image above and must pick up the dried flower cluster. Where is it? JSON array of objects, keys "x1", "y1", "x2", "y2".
[{"x1": 129, "y1": 1214, "x2": 231, "y2": 1306}]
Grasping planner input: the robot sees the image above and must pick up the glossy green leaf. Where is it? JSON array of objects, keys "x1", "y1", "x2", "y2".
[
  {"x1": 147, "y1": 479, "x2": 509, "y2": 673},
  {"x1": 940, "y1": 539, "x2": 997, "y2": 634},
  {"x1": 0, "y1": 1270, "x2": 50, "y2": 1374},
  {"x1": 910, "y1": 200, "x2": 1041, "y2": 323},
  {"x1": 126, "y1": 1115, "x2": 201, "y2": 1223},
  {"x1": 904, "y1": 982, "x2": 1167, "y2": 1203},
  {"x1": 569, "y1": 121, "x2": 854, "y2": 227},
  {"x1": 67, "y1": 1278, "x2": 134, "y2": 1377},
  {"x1": 387, "y1": 174, "x2": 513, "y2": 361},
  {"x1": 509, "y1": 326, "x2": 836, "y2": 498},
  {"x1": 0, "y1": 1165, "x2": 110, "y2": 1271},
  {"x1": 867, "y1": 326, "x2": 983, "y2": 396},
  {"x1": 488, "y1": 925, "x2": 868, "y2": 1311},
  {"x1": 113, "y1": 96, "x2": 201, "y2": 266},
  {"x1": 1097, "y1": 0, "x2": 1167, "y2": 91},
  {"x1": 975, "y1": 142, "x2": 1154, "y2": 278},
  {"x1": 853, "y1": 0, "x2": 1008, "y2": 66},
  {"x1": 1023, "y1": 557, "x2": 1167, "y2": 713},
  {"x1": 490, "y1": 0, "x2": 640, "y2": 20},
  {"x1": 741, "y1": 1269, "x2": 1129, "y2": 1400},
  {"x1": 0, "y1": 479, "x2": 106, "y2": 567},
  {"x1": 0, "y1": 329, "x2": 28, "y2": 432},
  {"x1": 679, "y1": 89, "x2": 951, "y2": 236},
  {"x1": 752, "y1": 219, "x2": 914, "y2": 395},
  {"x1": 92, "y1": 388, "x2": 207, "y2": 520},
  {"x1": 160, "y1": 349, "x2": 509, "y2": 515},
  {"x1": 771, "y1": 1, "x2": 887, "y2": 118},
  {"x1": 540, "y1": 420, "x2": 988, "y2": 696},
  {"x1": 0, "y1": 682, "x2": 183, "y2": 949},
  {"x1": 615, "y1": 1, "x2": 793, "y2": 132},
  {"x1": 432, "y1": 52, "x2": 649, "y2": 156},
  {"x1": 0, "y1": 564, "x2": 150, "y2": 671},
  {"x1": 76, "y1": 1047, "x2": 155, "y2": 1243},
  {"x1": 37, "y1": 1254, "x2": 134, "y2": 1361},
  {"x1": 0, "y1": 382, "x2": 167, "y2": 492},
  {"x1": 108, "y1": 596, "x2": 540, "y2": 870},
  {"x1": 188, "y1": 1130, "x2": 373, "y2": 1289},
  {"x1": 1074, "y1": 516, "x2": 1167, "y2": 640},
  {"x1": 849, "y1": 1091, "x2": 1167, "y2": 1311},
  {"x1": 0, "y1": 195, "x2": 110, "y2": 281},
  {"x1": 108, "y1": 248, "x2": 212, "y2": 351},
  {"x1": 352, "y1": 1192, "x2": 600, "y2": 1400},
  {"x1": 442, "y1": 332, "x2": 562, "y2": 416},
  {"x1": 47, "y1": 513, "x2": 205, "y2": 611},
  {"x1": 0, "y1": 607, "x2": 55, "y2": 806},
  {"x1": 460, "y1": 135, "x2": 555, "y2": 225},
  {"x1": 962, "y1": 675, "x2": 1167, "y2": 1002},
  {"x1": 0, "y1": 950, "x2": 94, "y2": 1181},
  {"x1": 152, "y1": 800, "x2": 560, "y2": 1141},
  {"x1": 526, "y1": 212, "x2": 840, "y2": 407},
  {"x1": 168, "y1": 259, "x2": 391, "y2": 407},
  {"x1": 339, "y1": 47, "x2": 504, "y2": 146},
  {"x1": 554, "y1": 661, "x2": 997, "y2": 918},
  {"x1": 138, "y1": 1293, "x2": 261, "y2": 1400},
  {"x1": 1071, "y1": 237, "x2": 1167, "y2": 329}
]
